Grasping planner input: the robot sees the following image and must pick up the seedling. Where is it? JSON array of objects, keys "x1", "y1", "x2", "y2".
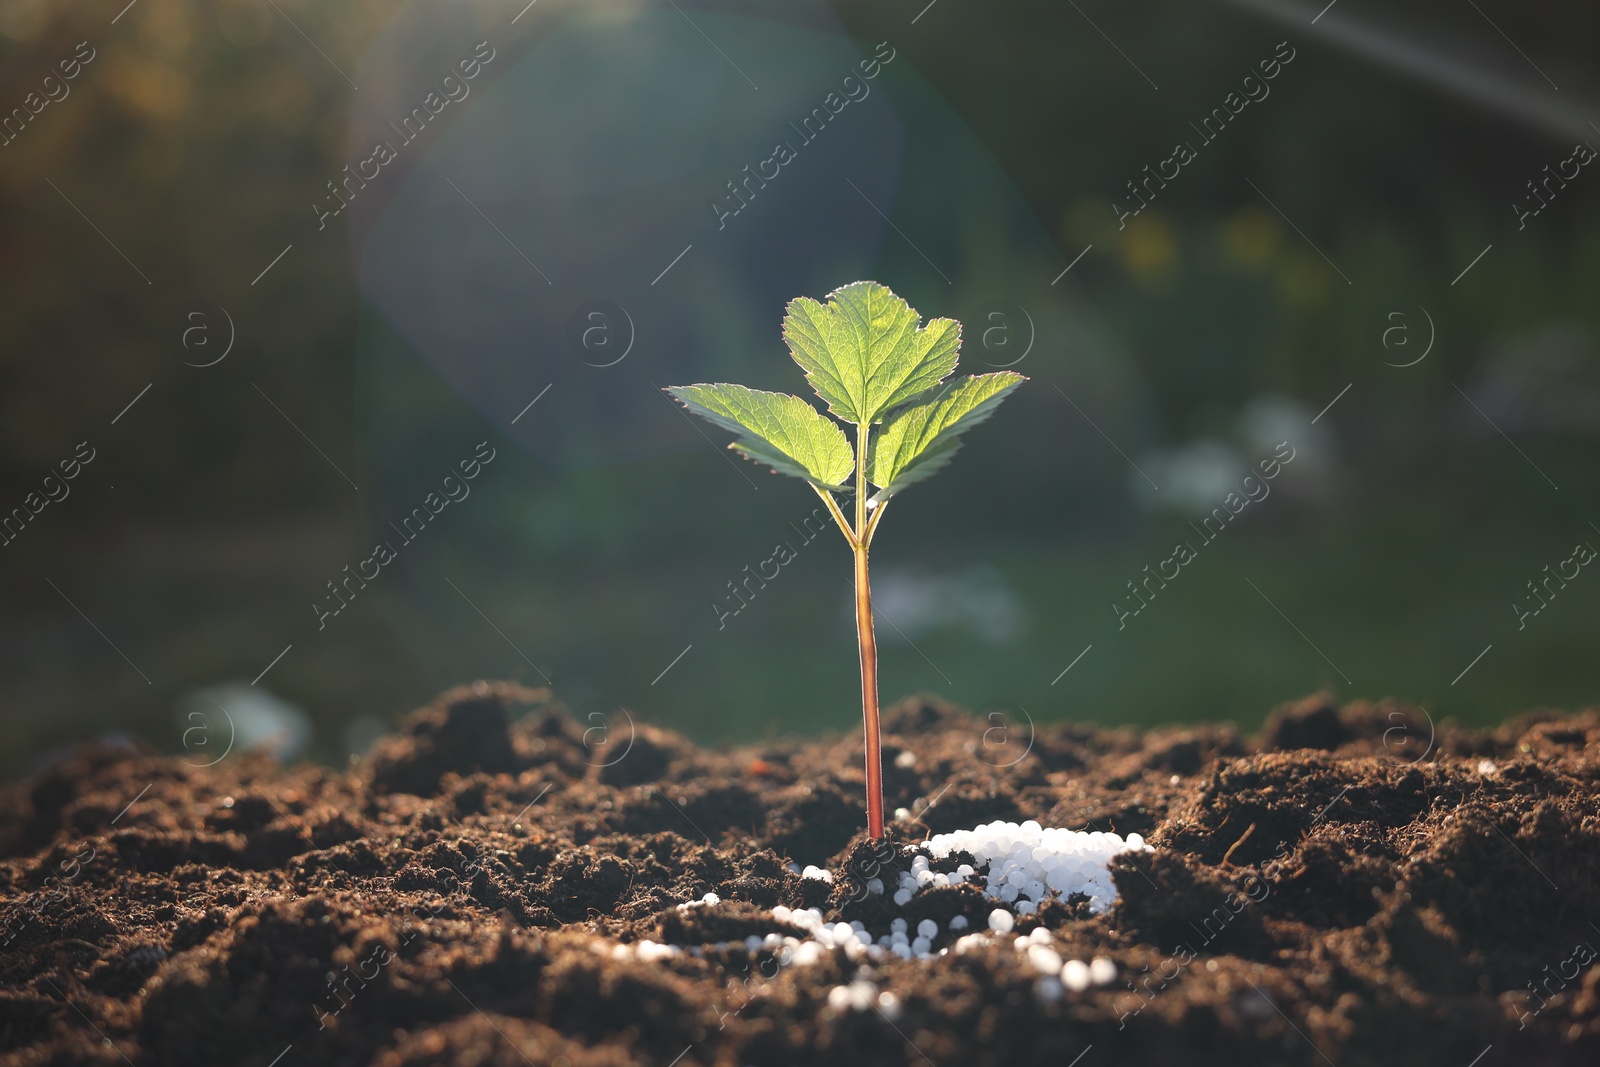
[{"x1": 667, "y1": 282, "x2": 1025, "y2": 838}]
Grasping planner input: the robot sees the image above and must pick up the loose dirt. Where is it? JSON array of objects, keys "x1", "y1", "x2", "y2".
[{"x1": 3, "y1": 683, "x2": 1598, "y2": 1066}]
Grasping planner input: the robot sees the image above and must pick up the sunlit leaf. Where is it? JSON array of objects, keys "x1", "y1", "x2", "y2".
[
  {"x1": 782, "y1": 281, "x2": 961, "y2": 424},
  {"x1": 665, "y1": 383, "x2": 855, "y2": 489},
  {"x1": 867, "y1": 372, "x2": 1025, "y2": 501}
]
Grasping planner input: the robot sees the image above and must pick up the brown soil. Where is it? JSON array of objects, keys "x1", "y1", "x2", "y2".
[{"x1": 3, "y1": 684, "x2": 1599, "y2": 1067}]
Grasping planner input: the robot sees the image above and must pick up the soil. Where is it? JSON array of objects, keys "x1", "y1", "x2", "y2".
[{"x1": 3, "y1": 683, "x2": 1599, "y2": 1067}]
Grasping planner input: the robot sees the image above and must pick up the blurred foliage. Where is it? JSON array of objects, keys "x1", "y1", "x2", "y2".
[{"x1": 2, "y1": 0, "x2": 1598, "y2": 779}]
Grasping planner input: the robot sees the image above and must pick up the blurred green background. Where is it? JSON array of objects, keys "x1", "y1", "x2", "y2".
[{"x1": 2, "y1": 0, "x2": 1597, "y2": 779}]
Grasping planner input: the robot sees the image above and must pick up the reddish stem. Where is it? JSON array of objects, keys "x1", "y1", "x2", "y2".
[{"x1": 854, "y1": 541, "x2": 884, "y2": 839}]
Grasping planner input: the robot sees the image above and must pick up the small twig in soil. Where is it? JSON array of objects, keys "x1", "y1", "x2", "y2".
[{"x1": 1221, "y1": 822, "x2": 1257, "y2": 868}]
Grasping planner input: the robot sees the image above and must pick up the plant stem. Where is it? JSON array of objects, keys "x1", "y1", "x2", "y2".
[
  {"x1": 854, "y1": 422, "x2": 885, "y2": 839},
  {"x1": 854, "y1": 539, "x2": 884, "y2": 838},
  {"x1": 812, "y1": 485, "x2": 857, "y2": 548},
  {"x1": 864, "y1": 499, "x2": 889, "y2": 547}
]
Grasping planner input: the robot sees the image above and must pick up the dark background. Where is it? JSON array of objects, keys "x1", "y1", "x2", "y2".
[{"x1": 2, "y1": 0, "x2": 1596, "y2": 780}]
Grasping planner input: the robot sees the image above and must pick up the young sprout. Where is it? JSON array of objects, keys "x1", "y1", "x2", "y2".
[{"x1": 667, "y1": 281, "x2": 1025, "y2": 838}]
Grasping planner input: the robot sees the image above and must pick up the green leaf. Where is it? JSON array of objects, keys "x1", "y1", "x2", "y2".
[
  {"x1": 867, "y1": 372, "x2": 1025, "y2": 501},
  {"x1": 782, "y1": 281, "x2": 961, "y2": 425},
  {"x1": 665, "y1": 383, "x2": 856, "y2": 490}
]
